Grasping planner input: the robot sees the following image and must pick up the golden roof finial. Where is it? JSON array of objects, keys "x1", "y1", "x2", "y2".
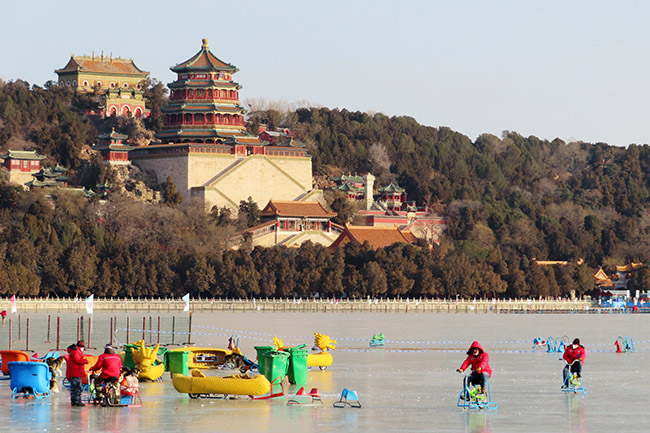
[{"x1": 202, "y1": 38, "x2": 209, "y2": 49}]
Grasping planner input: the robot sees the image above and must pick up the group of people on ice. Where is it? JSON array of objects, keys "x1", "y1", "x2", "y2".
[
  {"x1": 456, "y1": 338, "x2": 586, "y2": 393},
  {"x1": 64, "y1": 341, "x2": 139, "y2": 407}
]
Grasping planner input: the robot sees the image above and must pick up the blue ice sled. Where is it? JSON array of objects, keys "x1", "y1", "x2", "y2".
[{"x1": 8, "y1": 361, "x2": 52, "y2": 399}]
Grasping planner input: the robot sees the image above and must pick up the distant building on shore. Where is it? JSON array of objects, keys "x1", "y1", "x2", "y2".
[
  {"x1": 55, "y1": 53, "x2": 149, "y2": 118},
  {"x1": 229, "y1": 200, "x2": 341, "y2": 249},
  {"x1": 329, "y1": 225, "x2": 418, "y2": 249},
  {"x1": 332, "y1": 173, "x2": 445, "y2": 245}
]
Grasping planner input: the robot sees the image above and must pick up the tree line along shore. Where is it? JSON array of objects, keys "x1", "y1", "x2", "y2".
[{"x1": 3, "y1": 83, "x2": 650, "y2": 300}]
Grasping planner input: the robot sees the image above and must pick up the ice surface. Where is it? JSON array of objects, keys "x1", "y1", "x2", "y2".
[{"x1": 0, "y1": 312, "x2": 647, "y2": 432}]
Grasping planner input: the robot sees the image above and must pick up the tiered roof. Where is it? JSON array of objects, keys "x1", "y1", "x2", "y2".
[
  {"x1": 1, "y1": 150, "x2": 46, "y2": 161},
  {"x1": 27, "y1": 166, "x2": 69, "y2": 188},
  {"x1": 333, "y1": 174, "x2": 364, "y2": 184},
  {"x1": 378, "y1": 183, "x2": 405, "y2": 193},
  {"x1": 55, "y1": 55, "x2": 148, "y2": 77},
  {"x1": 329, "y1": 225, "x2": 418, "y2": 249},
  {"x1": 95, "y1": 128, "x2": 133, "y2": 151},
  {"x1": 171, "y1": 39, "x2": 238, "y2": 73},
  {"x1": 158, "y1": 38, "x2": 251, "y2": 144},
  {"x1": 334, "y1": 183, "x2": 363, "y2": 192},
  {"x1": 261, "y1": 200, "x2": 336, "y2": 219}
]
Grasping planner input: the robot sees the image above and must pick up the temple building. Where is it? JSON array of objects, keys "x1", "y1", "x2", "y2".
[
  {"x1": 332, "y1": 173, "x2": 446, "y2": 245},
  {"x1": 55, "y1": 53, "x2": 149, "y2": 118},
  {"x1": 95, "y1": 129, "x2": 132, "y2": 165},
  {"x1": 329, "y1": 225, "x2": 418, "y2": 249},
  {"x1": 130, "y1": 39, "x2": 314, "y2": 211},
  {"x1": 229, "y1": 200, "x2": 342, "y2": 248},
  {"x1": 332, "y1": 174, "x2": 365, "y2": 200},
  {"x1": 1, "y1": 150, "x2": 46, "y2": 188},
  {"x1": 26, "y1": 166, "x2": 69, "y2": 189}
]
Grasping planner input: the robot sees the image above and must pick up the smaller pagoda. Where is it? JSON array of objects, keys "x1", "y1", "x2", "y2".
[
  {"x1": 27, "y1": 166, "x2": 69, "y2": 189},
  {"x1": 377, "y1": 183, "x2": 406, "y2": 210},
  {"x1": 95, "y1": 128, "x2": 133, "y2": 165}
]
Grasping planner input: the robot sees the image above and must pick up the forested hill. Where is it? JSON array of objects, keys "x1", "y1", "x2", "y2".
[
  {"x1": 254, "y1": 107, "x2": 650, "y2": 270},
  {"x1": 2, "y1": 81, "x2": 650, "y2": 299}
]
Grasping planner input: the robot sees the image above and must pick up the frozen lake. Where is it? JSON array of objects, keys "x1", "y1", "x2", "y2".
[{"x1": 0, "y1": 311, "x2": 647, "y2": 432}]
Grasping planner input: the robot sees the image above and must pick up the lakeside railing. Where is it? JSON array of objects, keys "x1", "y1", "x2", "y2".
[{"x1": 0, "y1": 297, "x2": 606, "y2": 313}]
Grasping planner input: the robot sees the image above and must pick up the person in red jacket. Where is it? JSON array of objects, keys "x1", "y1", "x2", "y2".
[
  {"x1": 90, "y1": 345, "x2": 123, "y2": 390},
  {"x1": 457, "y1": 341, "x2": 492, "y2": 390},
  {"x1": 65, "y1": 344, "x2": 88, "y2": 407},
  {"x1": 562, "y1": 338, "x2": 586, "y2": 387}
]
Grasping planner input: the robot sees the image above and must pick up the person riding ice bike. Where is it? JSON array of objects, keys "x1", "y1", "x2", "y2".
[
  {"x1": 457, "y1": 341, "x2": 492, "y2": 396},
  {"x1": 89, "y1": 345, "x2": 123, "y2": 405},
  {"x1": 562, "y1": 338, "x2": 585, "y2": 389}
]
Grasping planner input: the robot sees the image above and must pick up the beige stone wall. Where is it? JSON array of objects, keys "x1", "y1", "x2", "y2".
[
  {"x1": 278, "y1": 230, "x2": 339, "y2": 247},
  {"x1": 132, "y1": 154, "x2": 189, "y2": 199},
  {"x1": 135, "y1": 151, "x2": 313, "y2": 211},
  {"x1": 8, "y1": 171, "x2": 35, "y2": 189},
  {"x1": 187, "y1": 153, "x2": 238, "y2": 188},
  {"x1": 196, "y1": 155, "x2": 312, "y2": 210},
  {"x1": 266, "y1": 156, "x2": 313, "y2": 191},
  {"x1": 235, "y1": 230, "x2": 339, "y2": 249}
]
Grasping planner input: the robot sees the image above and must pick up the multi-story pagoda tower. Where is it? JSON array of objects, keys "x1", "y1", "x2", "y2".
[
  {"x1": 130, "y1": 39, "x2": 314, "y2": 212},
  {"x1": 157, "y1": 38, "x2": 249, "y2": 144}
]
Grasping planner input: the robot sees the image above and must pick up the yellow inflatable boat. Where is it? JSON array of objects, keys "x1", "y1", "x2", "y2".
[
  {"x1": 307, "y1": 352, "x2": 333, "y2": 370},
  {"x1": 169, "y1": 347, "x2": 233, "y2": 369},
  {"x1": 139, "y1": 360, "x2": 165, "y2": 381},
  {"x1": 172, "y1": 370, "x2": 271, "y2": 397},
  {"x1": 131, "y1": 341, "x2": 165, "y2": 381}
]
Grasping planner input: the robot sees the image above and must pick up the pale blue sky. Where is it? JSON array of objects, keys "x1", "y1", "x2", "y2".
[{"x1": 1, "y1": 1, "x2": 648, "y2": 146}]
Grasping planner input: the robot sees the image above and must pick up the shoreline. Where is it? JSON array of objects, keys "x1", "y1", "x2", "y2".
[{"x1": 0, "y1": 297, "x2": 622, "y2": 313}]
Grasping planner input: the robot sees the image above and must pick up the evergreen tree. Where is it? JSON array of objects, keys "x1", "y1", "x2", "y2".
[
  {"x1": 238, "y1": 197, "x2": 260, "y2": 228},
  {"x1": 161, "y1": 176, "x2": 183, "y2": 207}
]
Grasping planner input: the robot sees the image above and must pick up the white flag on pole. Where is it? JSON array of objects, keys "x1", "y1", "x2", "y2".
[
  {"x1": 85, "y1": 294, "x2": 94, "y2": 315},
  {"x1": 182, "y1": 293, "x2": 190, "y2": 312}
]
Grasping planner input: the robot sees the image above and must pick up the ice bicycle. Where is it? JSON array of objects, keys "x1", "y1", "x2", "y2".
[
  {"x1": 562, "y1": 371, "x2": 587, "y2": 395},
  {"x1": 457, "y1": 375, "x2": 497, "y2": 410}
]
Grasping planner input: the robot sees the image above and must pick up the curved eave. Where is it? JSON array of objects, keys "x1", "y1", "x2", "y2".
[
  {"x1": 171, "y1": 64, "x2": 238, "y2": 73},
  {"x1": 156, "y1": 129, "x2": 242, "y2": 137},
  {"x1": 168, "y1": 80, "x2": 241, "y2": 90},
  {"x1": 162, "y1": 105, "x2": 245, "y2": 114},
  {"x1": 56, "y1": 70, "x2": 148, "y2": 79}
]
